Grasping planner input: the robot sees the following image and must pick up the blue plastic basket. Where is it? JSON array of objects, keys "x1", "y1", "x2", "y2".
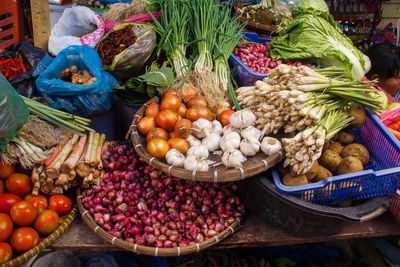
[
  {"x1": 272, "y1": 111, "x2": 400, "y2": 205},
  {"x1": 229, "y1": 32, "x2": 271, "y2": 87}
]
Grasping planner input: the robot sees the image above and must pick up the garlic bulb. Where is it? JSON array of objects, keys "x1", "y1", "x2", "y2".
[
  {"x1": 184, "y1": 155, "x2": 209, "y2": 172},
  {"x1": 223, "y1": 125, "x2": 240, "y2": 135},
  {"x1": 209, "y1": 120, "x2": 223, "y2": 136},
  {"x1": 241, "y1": 126, "x2": 262, "y2": 140},
  {"x1": 220, "y1": 132, "x2": 241, "y2": 151},
  {"x1": 166, "y1": 149, "x2": 185, "y2": 167},
  {"x1": 186, "y1": 135, "x2": 201, "y2": 147},
  {"x1": 192, "y1": 118, "x2": 212, "y2": 139},
  {"x1": 187, "y1": 145, "x2": 209, "y2": 159},
  {"x1": 261, "y1": 137, "x2": 282, "y2": 156},
  {"x1": 202, "y1": 133, "x2": 221, "y2": 152},
  {"x1": 229, "y1": 109, "x2": 256, "y2": 129},
  {"x1": 222, "y1": 149, "x2": 247, "y2": 168},
  {"x1": 240, "y1": 137, "x2": 261, "y2": 156}
]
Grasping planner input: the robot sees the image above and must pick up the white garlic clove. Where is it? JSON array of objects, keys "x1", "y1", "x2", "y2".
[
  {"x1": 192, "y1": 118, "x2": 212, "y2": 139},
  {"x1": 229, "y1": 109, "x2": 256, "y2": 129},
  {"x1": 187, "y1": 145, "x2": 209, "y2": 159},
  {"x1": 220, "y1": 132, "x2": 241, "y2": 152},
  {"x1": 166, "y1": 149, "x2": 185, "y2": 167},
  {"x1": 241, "y1": 126, "x2": 262, "y2": 140},
  {"x1": 240, "y1": 137, "x2": 261, "y2": 156},
  {"x1": 184, "y1": 155, "x2": 209, "y2": 172},
  {"x1": 209, "y1": 120, "x2": 223, "y2": 136},
  {"x1": 202, "y1": 133, "x2": 221, "y2": 152},
  {"x1": 261, "y1": 137, "x2": 282, "y2": 156},
  {"x1": 186, "y1": 135, "x2": 202, "y2": 147},
  {"x1": 222, "y1": 149, "x2": 247, "y2": 168}
]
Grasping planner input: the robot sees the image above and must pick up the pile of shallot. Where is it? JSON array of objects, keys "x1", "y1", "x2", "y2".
[
  {"x1": 233, "y1": 42, "x2": 312, "y2": 74},
  {"x1": 81, "y1": 142, "x2": 244, "y2": 248}
]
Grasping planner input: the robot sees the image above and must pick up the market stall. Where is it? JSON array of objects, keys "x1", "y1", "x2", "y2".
[{"x1": 0, "y1": 0, "x2": 400, "y2": 264}]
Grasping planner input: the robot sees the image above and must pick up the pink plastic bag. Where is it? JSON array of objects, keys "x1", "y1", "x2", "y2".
[
  {"x1": 380, "y1": 105, "x2": 400, "y2": 126},
  {"x1": 105, "y1": 12, "x2": 161, "y2": 32}
]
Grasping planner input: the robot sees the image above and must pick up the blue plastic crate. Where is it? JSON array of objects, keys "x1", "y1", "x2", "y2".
[
  {"x1": 272, "y1": 111, "x2": 400, "y2": 205},
  {"x1": 229, "y1": 32, "x2": 271, "y2": 87}
]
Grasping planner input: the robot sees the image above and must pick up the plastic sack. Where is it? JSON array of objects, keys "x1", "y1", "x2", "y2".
[
  {"x1": 380, "y1": 105, "x2": 400, "y2": 126},
  {"x1": 105, "y1": 12, "x2": 161, "y2": 32},
  {"x1": 34, "y1": 45, "x2": 117, "y2": 117},
  {"x1": 0, "y1": 74, "x2": 29, "y2": 155},
  {"x1": 0, "y1": 42, "x2": 48, "y2": 98},
  {"x1": 97, "y1": 23, "x2": 157, "y2": 79},
  {"x1": 48, "y1": 6, "x2": 106, "y2": 55}
]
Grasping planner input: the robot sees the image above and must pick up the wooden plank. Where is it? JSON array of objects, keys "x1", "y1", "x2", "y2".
[
  {"x1": 52, "y1": 213, "x2": 400, "y2": 250},
  {"x1": 30, "y1": 0, "x2": 50, "y2": 49}
]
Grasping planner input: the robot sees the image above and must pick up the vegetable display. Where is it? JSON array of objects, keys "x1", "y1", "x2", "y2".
[
  {"x1": 0, "y1": 56, "x2": 32, "y2": 80},
  {"x1": 270, "y1": 4, "x2": 370, "y2": 81},
  {"x1": 81, "y1": 142, "x2": 244, "y2": 248},
  {"x1": 58, "y1": 66, "x2": 97, "y2": 86}
]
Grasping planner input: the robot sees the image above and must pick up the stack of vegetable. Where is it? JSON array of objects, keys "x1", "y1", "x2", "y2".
[
  {"x1": 58, "y1": 66, "x2": 97, "y2": 86},
  {"x1": 0, "y1": 56, "x2": 32, "y2": 80},
  {"x1": 82, "y1": 142, "x2": 244, "y2": 247},
  {"x1": 236, "y1": 64, "x2": 386, "y2": 175},
  {"x1": 36, "y1": 132, "x2": 106, "y2": 195},
  {"x1": 150, "y1": 0, "x2": 244, "y2": 110},
  {"x1": 0, "y1": 164, "x2": 72, "y2": 263}
]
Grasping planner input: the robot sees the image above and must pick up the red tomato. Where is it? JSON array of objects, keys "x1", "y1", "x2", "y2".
[
  {"x1": 10, "y1": 201, "x2": 37, "y2": 226},
  {"x1": 0, "y1": 163, "x2": 14, "y2": 180},
  {"x1": 24, "y1": 194, "x2": 48, "y2": 214},
  {"x1": 0, "y1": 242, "x2": 12, "y2": 263},
  {"x1": 5, "y1": 174, "x2": 32, "y2": 196},
  {"x1": 49, "y1": 195, "x2": 72, "y2": 216},
  {"x1": 0, "y1": 181, "x2": 4, "y2": 194},
  {"x1": 34, "y1": 210, "x2": 59, "y2": 235},
  {"x1": 0, "y1": 194, "x2": 22, "y2": 214},
  {"x1": 10, "y1": 227, "x2": 39, "y2": 252},
  {"x1": 0, "y1": 214, "x2": 13, "y2": 241}
]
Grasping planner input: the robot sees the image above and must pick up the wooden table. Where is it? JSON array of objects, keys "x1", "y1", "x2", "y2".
[{"x1": 52, "y1": 212, "x2": 400, "y2": 250}]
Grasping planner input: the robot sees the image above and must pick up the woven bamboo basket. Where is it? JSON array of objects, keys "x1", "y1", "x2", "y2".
[
  {"x1": 128, "y1": 97, "x2": 282, "y2": 182},
  {"x1": 77, "y1": 188, "x2": 242, "y2": 256},
  {"x1": 3, "y1": 207, "x2": 78, "y2": 267}
]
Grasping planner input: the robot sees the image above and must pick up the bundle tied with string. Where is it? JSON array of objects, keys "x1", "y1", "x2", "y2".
[{"x1": 102, "y1": 0, "x2": 149, "y2": 22}]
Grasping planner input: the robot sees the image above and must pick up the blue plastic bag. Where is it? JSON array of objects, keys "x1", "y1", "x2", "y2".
[{"x1": 34, "y1": 45, "x2": 117, "y2": 117}]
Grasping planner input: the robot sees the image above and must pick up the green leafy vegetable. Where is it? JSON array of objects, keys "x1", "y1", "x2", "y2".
[
  {"x1": 298, "y1": 0, "x2": 329, "y2": 12},
  {"x1": 270, "y1": 8, "x2": 370, "y2": 81}
]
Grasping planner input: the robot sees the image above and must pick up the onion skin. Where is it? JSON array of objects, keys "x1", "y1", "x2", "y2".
[
  {"x1": 82, "y1": 142, "x2": 244, "y2": 248},
  {"x1": 186, "y1": 107, "x2": 214, "y2": 122}
]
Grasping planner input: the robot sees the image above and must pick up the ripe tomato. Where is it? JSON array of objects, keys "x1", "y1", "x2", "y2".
[
  {"x1": 174, "y1": 119, "x2": 192, "y2": 138},
  {"x1": 160, "y1": 94, "x2": 181, "y2": 112},
  {"x1": 24, "y1": 194, "x2": 48, "y2": 214},
  {"x1": 137, "y1": 117, "x2": 156, "y2": 135},
  {"x1": 10, "y1": 201, "x2": 37, "y2": 226},
  {"x1": 0, "y1": 163, "x2": 14, "y2": 180},
  {"x1": 0, "y1": 214, "x2": 13, "y2": 241},
  {"x1": 218, "y1": 109, "x2": 235, "y2": 126},
  {"x1": 178, "y1": 104, "x2": 187, "y2": 117},
  {"x1": 10, "y1": 227, "x2": 39, "y2": 252},
  {"x1": 145, "y1": 103, "x2": 160, "y2": 118},
  {"x1": 156, "y1": 110, "x2": 179, "y2": 131},
  {"x1": 5, "y1": 173, "x2": 32, "y2": 196},
  {"x1": 0, "y1": 181, "x2": 4, "y2": 194},
  {"x1": 146, "y1": 128, "x2": 169, "y2": 143},
  {"x1": 49, "y1": 195, "x2": 72, "y2": 216},
  {"x1": 34, "y1": 210, "x2": 59, "y2": 235},
  {"x1": 187, "y1": 96, "x2": 208, "y2": 108},
  {"x1": 147, "y1": 138, "x2": 170, "y2": 159},
  {"x1": 0, "y1": 194, "x2": 22, "y2": 214},
  {"x1": 163, "y1": 88, "x2": 179, "y2": 96},
  {"x1": 181, "y1": 85, "x2": 198, "y2": 102},
  {"x1": 186, "y1": 106, "x2": 214, "y2": 122},
  {"x1": 0, "y1": 242, "x2": 12, "y2": 263},
  {"x1": 168, "y1": 138, "x2": 189, "y2": 154}
]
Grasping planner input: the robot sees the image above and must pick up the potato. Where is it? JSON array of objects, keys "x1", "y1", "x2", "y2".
[
  {"x1": 336, "y1": 157, "x2": 364, "y2": 175},
  {"x1": 341, "y1": 144, "x2": 370, "y2": 166},
  {"x1": 322, "y1": 141, "x2": 330, "y2": 153},
  {"x1": 319, "y1": 150, "x2": 342, "y2": 173},
  {"x1": 305, "y1": 160, "x2": 319, "y2": 181},
  {"x1": 313, "y1": 165, "x2": 332, "y2": 182},
  {"x1": 348, "y1": 104, "x2": 367, "y2": 128},
  {"x1": 282, "y1": 173, "x2": 308, "y2": 186},
  {"x1": 327, "y1": 142, "x2": 344, "y2": 155},
  {"x1": 336, "y1": 131, "x2": 355, "y2": 145}
]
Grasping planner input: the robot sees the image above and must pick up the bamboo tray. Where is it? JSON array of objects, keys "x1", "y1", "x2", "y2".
[
  {"x1": 77, "y1": 188, "x2": 242, "y2": 256},
  {"x1": 128, "y1": 97, "x2": 282, "y2": 183},
  {"x1": 3, "y1": 207, "x2": 78, "y2": 267}
]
